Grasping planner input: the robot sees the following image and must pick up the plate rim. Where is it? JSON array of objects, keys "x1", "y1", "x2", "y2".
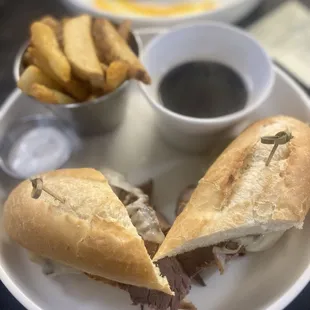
[
  {"x1": 61, "y1": 0, "x2": 262, "y2": 24},
  {"x1": 1, "y1": 65, "x2": 310, "y2": 310}
]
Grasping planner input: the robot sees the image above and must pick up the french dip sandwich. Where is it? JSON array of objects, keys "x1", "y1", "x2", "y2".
[
  {"x1": 154, "y1": 116, "x2": 310, "y2": 280},
  {"x1": 3, "y1": 168, "x2": 192, "y2": 310},
  {"x1": 4, "y1": 115, "x2": 310, "y2": 310}
]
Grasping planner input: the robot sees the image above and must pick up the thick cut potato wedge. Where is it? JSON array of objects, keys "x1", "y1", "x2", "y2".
[
  {"x1": 39, "y1": 15, "x2": 63, "y2": 46},
  {"x1": 28, "y1": 47, "x2": 90, "y2": 101},
  {"x1": 31, "y1": 22, "x2": 71, "y2": 82},
  {"x1": 29, "y1": 83, "x2": 75, "y2": 104},
  {"x1": 104, "y1": 60, "x2": 129, "y2": 93},
  {"x1": 63, "y1": 15, "x2": 104, "y2": 89},
  {"x1": 92, "y1": 18, "x2": 151, "y2": 84},
  {"x1": 117, "y1": 20, "x2": 132, "y2": 42},
  {"x1": 18, "y1": 65, "x2": 63, "y2": 93}
]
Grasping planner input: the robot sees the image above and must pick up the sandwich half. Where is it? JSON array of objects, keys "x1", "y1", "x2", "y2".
[
  {"x1": 154, "y1": 116, "x2": 310, "y2": 278},
  {"x1": 3, "y1": 168, "x2": 193, "y2": 309}
]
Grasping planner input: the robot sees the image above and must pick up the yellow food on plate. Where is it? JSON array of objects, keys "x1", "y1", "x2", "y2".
[
  {"x1": 17, "y1": 65, "x2": 63, "y2": 93},
  {"x1": 63, "y1": 15, "x2": 104, "y2": 89},
  {"x1": 29, "y1": 84, "x2": 75, "y2": 104},
  {"x1": 30, "y1": 22, "x2": 71, "y2": 82},
  {"x1": 94, "y1": 0, "x2": 216, "y2": 17}
]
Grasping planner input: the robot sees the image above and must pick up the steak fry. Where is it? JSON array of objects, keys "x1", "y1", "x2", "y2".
[
  {"x1": 92, "y1": 18, "x2": 151, "y2": 84},
  {"x1": 104, "y1": 60, "x2": 129, "y2": 93},
  {"x1": 39, "y1": 15, "x2": 63, "y2": 47},
  {"x1": 29, "y1": 84, "x2": 75, "y2": 104},
  {"x1": 63, "y1": 15, "x2": 104, "y2": 89},
  {"x1": 28, "y1": 47, "x2": 90, "y2": 101},
  {"x1": 117, "y1": 20, "x2": 132, "y2": 42},
  {"x1": 30, "y1": 22, "x2": 71, "y2": 82},
  {"x1": 18, "y1": 65, "x2": 63, "y2": 93}
]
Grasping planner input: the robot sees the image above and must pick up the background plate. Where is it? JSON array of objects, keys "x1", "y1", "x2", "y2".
[{"x1": 61, "y1": 0, "x2": 263, "y2": 28}]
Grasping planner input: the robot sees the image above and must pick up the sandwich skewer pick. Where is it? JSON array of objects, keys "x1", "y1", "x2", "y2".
[
  {"x1": 260, "y1": 131, "x2": 293, "y2": 166},
  {"x1": 30, "y1": 177, "x2": 65, "y2": 204}
]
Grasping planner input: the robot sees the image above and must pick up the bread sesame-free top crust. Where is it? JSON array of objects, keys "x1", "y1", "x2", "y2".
[
  {"x1": 154, "y1": 116, "x2": 310, "y2": 260},
  {"x1": 4, "y1": 168, "x2": 172, "y2": 295}
]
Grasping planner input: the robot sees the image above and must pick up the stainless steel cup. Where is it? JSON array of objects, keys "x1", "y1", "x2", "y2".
[
  {"x1": 14, "y1": 30, "x2": 142, "y2": 136},
  {"x1": 38, "y1": 83, "x2": 130, "y2": 136}
]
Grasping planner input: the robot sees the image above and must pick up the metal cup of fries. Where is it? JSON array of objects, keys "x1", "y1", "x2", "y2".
[{"x1": 14, "y1": 15, "x2": 149, "y2": 136}]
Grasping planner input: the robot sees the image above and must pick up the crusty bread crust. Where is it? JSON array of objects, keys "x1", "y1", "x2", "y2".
[
  {"x1": 154, "y1": 116, "x2": 310, "y2": 260},
  {"x1": 3, "y1": 168, "x2": 172, "y2": 294}
]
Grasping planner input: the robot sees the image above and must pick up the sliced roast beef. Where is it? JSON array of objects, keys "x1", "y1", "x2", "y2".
[
  {"x1": 86, "y1": 254, "x2": 191, "y2": 310},
  {"x1": 127, "y1": 257, "x2": 191, "y2": 310},
  {"x1": 175, "y1": 185, "x2": 245, "y2": 286},
  {"x1": 178, "y1": 247, "x2": 215, "y2": 279},
  {"x1": 178, "y1": 243, "x2": 245, "y2": 282},
  {"x1": 175, "y1": 184, "x2": 205, "y2": 286},
  {"x1": 107, "y1": 177, "x2": 192, "y2": 310}
]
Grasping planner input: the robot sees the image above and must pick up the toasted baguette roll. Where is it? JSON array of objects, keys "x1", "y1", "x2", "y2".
[
  {"x1": 154, "y1": 116, "x2": 310, "y2": 260},
  {"x1": 3, "y1": 168, "x2": 172, "y2": 295}
]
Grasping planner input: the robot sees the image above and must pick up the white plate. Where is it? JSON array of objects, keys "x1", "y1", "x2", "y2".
[
  {"x1": 1, "y1": 65, "x2": 310, "y2": 310},
  {"x1": 60, "y1": 0, "x2": 262, "y2": 28}
]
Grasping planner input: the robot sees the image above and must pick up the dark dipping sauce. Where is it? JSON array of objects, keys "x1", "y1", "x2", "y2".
[{"x1": 159, "y1": 61, "x2": 248, "y2": 118}]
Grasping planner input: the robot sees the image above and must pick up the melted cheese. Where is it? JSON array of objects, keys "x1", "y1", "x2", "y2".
[
  {"x1": 103, "y1": 169, "x2": 165, "y2": 244},
  {"x1": 233, "y1": 231, "x2": 285, "y2": 252}
]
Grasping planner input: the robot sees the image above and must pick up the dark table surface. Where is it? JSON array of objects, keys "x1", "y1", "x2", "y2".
[{"x1": 1, "y1": 0, "x2": 310, "y2": 309}]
